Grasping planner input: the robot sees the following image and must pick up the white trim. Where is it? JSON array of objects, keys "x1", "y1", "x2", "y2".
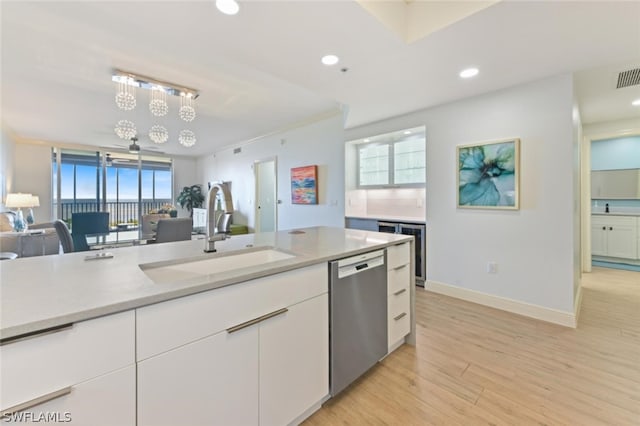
[
  {"x1": 426, "y1": 280, "x2": 577, "y2": 328},
  {"x1": 573, "y1": 283, "x2": 583, "y2": 327}
]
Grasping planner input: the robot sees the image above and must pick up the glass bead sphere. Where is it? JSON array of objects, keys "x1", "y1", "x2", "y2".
[
  {"x1": 178, "y1": 130, "x2": 196, "y2": 147},
  {"x1": 115, "y1": 92, "x2": 136, "y2": 110},
  {"x1": 149, "y1": 99, "x2": 168, "y2": 117},
  {"x1": 179, "y1": 105, "x2": 196, "y2": 122},
  {"x1": 149, "y1": 125, "x2": 169, "y2": 144},
  {"x1": 114, "y1": 120, "x2": 137, "y2": 140}
]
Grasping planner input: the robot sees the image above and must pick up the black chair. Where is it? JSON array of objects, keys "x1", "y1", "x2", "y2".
[
  {"x1": 53, "y1": 220, "x2": 74, "y2": 253},
  {"x1": 71, "y1": 212, "x2": 110, "y2": 252},
  {"x1": 155, "y1": 218, "x2": 192, "y2": 243}
]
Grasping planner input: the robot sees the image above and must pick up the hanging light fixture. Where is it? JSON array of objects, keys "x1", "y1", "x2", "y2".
[
  {"x1": 149, "y1": 125, "x2": 169, "y2": 144},
  {"x1": 179, "y1": 94, "x2": 196, "y2": 122},
  {"x1": 178, "y1": 130, "x2": 196, "y2": 147},
  {"x1": 114, "y1": 119, "x2": 137, "y2": 140},
  {"x1": 115, "y1": 76, "x2": 136, "y2": 110},
  {"x1": 112, "y1": 70, "x2": 199, "y2": 149},
  {"x1": 149, "y1": 86, "x2": 169, "y2": 116}
]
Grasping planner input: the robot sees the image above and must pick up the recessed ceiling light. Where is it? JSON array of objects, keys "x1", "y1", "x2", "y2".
[
  {"x1": 459, "y1": 67, "x2": 479, "y2": 79},
  {"x1": 363, "y1": 138, "x2": 370, "y2": 142},
  {"x1": 321, "y1": 55, "x2": 340, "y2": 66},
  {"x1": 216, "y1": 0, "x2": 239, "y2": 15},
  {"x1": 632, "y1": 99, "x2": 640, "y2": 106},
  {"x1": 403, "y1": 131, "x2": 411, "y2": 135}
]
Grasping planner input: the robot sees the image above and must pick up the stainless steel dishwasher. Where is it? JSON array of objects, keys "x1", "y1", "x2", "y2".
[{"x1": 330, "y1": 249, "x2": 387, "y2": 396}]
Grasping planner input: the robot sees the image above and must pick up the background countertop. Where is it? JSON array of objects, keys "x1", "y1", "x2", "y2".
[{"x1": 0, "y1": 226, "x2": 411, "y2": 340}]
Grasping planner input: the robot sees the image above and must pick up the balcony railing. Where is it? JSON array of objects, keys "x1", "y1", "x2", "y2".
[{"x1": 55, "y1": 200, "x2": 172, "y2": 228}]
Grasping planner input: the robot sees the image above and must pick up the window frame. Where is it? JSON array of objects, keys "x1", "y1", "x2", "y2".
[{"x1": 356, "y1": 137, "x2": 426, "y2": 189}]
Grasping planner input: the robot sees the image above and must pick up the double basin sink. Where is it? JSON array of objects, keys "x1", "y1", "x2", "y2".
[{"x1": 139, "y1": 246, "x2": 296, "y2": 285}]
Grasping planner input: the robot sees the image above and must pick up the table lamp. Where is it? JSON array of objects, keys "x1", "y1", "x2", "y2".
[
  {"x1": 5, "y1": 193, "x2": 33, "y2": 232},
  {"x1": 26, "y1": 195, "x2": 40, "y2": 225}
]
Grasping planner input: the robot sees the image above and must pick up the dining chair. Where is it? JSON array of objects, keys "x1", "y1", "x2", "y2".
[
  {"x1": 154, "y1": 218, "x2": 193, "y2": 243},
  {"x1": 53, "y1": 220, "x2": 74, "y2": 253},
  {"x1": 71, "y1": 212, "x2": 110, "y2": 252}
]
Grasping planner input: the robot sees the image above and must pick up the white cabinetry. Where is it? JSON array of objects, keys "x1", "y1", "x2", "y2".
[
  {"x1": 591, "y1": 215, "x2": 638, "y2": 260},
  {"x1": 0, "y1": 311, "x2": 135, "y2": 424},
  {"x1": 136, "y1": 263, "x2": 329, "y2": 426},
  {"x1": 386, "y1": 242, "x2": 411, "y2": 352}
]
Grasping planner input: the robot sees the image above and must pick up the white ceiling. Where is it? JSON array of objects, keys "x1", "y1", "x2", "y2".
[{"x1": 2, "y1": 1, "x2": 639, "y2": 157}]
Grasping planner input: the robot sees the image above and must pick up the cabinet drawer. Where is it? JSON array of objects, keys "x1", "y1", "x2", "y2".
[
  {"x1": 388, "y1": 286, "x2": 410, "y2": 318},
  {"x1": 387, "y1": 242, "x2": 410, "y2": 270},
  {"x1": 0, "y1": 311, "x2": 135, "y2": 412},
  {"x1": 591, "y1": 215, "x2": 637, "y2": 227},
  {"x1": 388, "y1": 309, "x2": 410, "y2": 348},
  {"x1": 388, "y1": 263, "x2": 410, "y2": 295},
  {"x1": 137, "y1": 263, "x2": 328, "y2": 360}
]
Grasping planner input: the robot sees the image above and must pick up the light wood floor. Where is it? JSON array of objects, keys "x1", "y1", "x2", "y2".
[{"x1": 305, "y1": 267, "x2": 640, "y2": 425}]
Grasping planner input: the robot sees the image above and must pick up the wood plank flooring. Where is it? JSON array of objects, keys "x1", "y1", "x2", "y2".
[{"x1": 304, "y1": 267, "x2": 640, "y2": 425}]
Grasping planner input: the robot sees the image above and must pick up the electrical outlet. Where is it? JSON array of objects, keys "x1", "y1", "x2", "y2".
[{"x1": 487, "y1": 262, "x2": 498, "y2": 274}]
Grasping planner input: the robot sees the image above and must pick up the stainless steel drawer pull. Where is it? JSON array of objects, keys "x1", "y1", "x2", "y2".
[
  {"x1": 394, "y1": 312, "x2": 407, "y2": 321},
  {"x1": 393, "y1": 264, "x2": 408, "y2": 271},
  {"x1": 0, "y1": 387, "x2": 72, "y2": 416},
  {"x1": 0, "y1": 323, "x2": 73, "y2": 347},
  {"x1": 393, "y1": 288, "x2": 407, "y2": 296},
  {"x1": 227, "y1": 308, "x2": 289, "y2": 334}
]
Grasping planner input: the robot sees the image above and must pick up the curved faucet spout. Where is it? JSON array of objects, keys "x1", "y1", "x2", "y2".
[{"x1": 205, "y1": 182, "x2": 234, "y2": 252}]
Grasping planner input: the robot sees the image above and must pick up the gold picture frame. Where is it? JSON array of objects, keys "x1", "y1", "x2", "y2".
[{"x1": 457, "y1": 138, "x2": 520, "y2": 210}]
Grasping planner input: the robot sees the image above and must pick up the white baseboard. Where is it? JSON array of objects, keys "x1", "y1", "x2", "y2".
[{"x1": 426, "y1": 280, "x2": 577, "y2": 328}]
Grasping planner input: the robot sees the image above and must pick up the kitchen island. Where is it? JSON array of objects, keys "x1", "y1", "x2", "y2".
[{"x1": 1, "y1": 226, "x2": 415, "y2": 425}]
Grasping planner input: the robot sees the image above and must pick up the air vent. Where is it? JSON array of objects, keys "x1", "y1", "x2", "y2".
[
  {"x1": 233, "y1": 147, "x2": 242, "y2": 154},
  {"x1": 616, "y1": 68, "x2": 640, "y2": 89}
]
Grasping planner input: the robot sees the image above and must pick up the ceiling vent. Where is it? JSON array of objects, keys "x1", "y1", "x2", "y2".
[
  {"x1": 233, "y1": 147, "x2": 242, "y2": 154},
  {"x1": 616, "y1": 68, "x2": 640, "y2": 89}
]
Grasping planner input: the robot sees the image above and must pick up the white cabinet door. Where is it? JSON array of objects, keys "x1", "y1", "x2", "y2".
[
  {"x1": 591, "y1": 223, "x2": 608, "y2": 256},
  {"x1": 607, "y1": 223, "x2": 638, "y2": 259},
  {"x1": 259, "y1": 294, "x2": 329, "y2": 426},
  {"x1": 137, "y1": 327, "x2": 259, "y2": 426},
  {"x1": 1, "y1": 366, "x2": 136, "y2": 426}
]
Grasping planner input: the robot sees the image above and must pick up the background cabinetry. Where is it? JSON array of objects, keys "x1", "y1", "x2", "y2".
[{"x1": 591, "y1": 215, "x2": 638, "y2": 260}]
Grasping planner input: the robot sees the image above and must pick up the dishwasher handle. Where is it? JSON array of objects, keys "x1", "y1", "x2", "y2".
[{"x1": 335, "y1": 250, "x2": 385, "y2": 279}]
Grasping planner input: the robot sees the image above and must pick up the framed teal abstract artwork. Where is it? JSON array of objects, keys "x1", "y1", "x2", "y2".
[{"x1": 457, "y1": 138, "x2": 520, "y2": 209}]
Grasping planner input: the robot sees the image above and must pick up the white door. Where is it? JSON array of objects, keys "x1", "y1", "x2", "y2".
[
  {"x1": 255, "y1": 158, "x2": 277, "y2": 232},
  {"x1": 9, "y1": 366, "x2": 136, "y2": 426},
  {"x1": 259, "y1": 293, "x2": 329, "y2": 426},
  {"x1": 137, "y1": 328, "x2": 259, "y2": 426},
  {"x1": 607, "y1": 223, "x2": 638, "y2": 259},
  {"x1": 590, "y1": 223, "x2": 608, "y2": 256}
]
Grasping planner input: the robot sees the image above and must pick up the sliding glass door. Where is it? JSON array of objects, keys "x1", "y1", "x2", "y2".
[{"x1": 52, "y1": 148, "x2": 172, "y2": 236}]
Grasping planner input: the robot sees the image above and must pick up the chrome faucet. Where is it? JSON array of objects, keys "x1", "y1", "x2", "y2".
[{"x1": 204, "y1": 183, "x2": 232, "y2": 253}]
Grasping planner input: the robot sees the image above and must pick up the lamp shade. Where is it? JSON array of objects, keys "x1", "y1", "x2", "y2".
[
  {"x1": 30, "y1": 195, "x2": 40, "y2": 207},
  {"x1": 5, "y1": 193, "x2": 34, "y2": 208}
]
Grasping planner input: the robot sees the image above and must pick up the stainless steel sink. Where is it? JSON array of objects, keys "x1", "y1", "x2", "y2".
[{"x1": 140, "y1": 246, "x2": 296, "y2": 284}]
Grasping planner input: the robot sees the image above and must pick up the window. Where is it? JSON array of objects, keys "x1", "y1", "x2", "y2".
[
  {"x1": 356, "y1": 127, "x2": 425, "y2": 187},
  {"x1": 52, "y1": 149, "x2": 173, "y2": 228}
]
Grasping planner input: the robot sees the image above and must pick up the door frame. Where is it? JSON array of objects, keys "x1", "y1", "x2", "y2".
[
  {"x1": 254, "y1": 157, "x2": 278, "y2": 233},
  {"x1": 581, "y1": 129, "x2": 640, "y2": 273}
]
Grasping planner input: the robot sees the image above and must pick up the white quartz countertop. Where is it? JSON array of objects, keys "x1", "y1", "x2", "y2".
[{"x1": 0, "y1": 226, "x2": 411, "y2": 340}]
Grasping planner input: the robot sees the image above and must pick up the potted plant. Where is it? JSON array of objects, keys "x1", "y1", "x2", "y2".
[{"x1": 176, "y1": 184, "x2": 205, "y2": 217}]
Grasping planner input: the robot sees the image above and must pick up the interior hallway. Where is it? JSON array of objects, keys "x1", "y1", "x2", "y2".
[{"x1": 305, "y1": 267, "x2": 640, "y2": 425}]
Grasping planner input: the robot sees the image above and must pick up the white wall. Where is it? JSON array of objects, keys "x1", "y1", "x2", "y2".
[
  {"x1": 0, "y1": 127, "x2": 17, "y2": 209},
  {"x1": 173, "y1": 157, "x2": 199, "y2": 218},
  {"x1": 197, "y1": 114, "x2": 345, "y2": 232},
  {"x1": 14, "y1": 142, "x2": 53, "y2": 222},
  {"x1": 571, "y1": 92, "x2": 582, "y2": 298},
  {"x1": 346, "y1": 74, "x2": 577, "y2": 313}
]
